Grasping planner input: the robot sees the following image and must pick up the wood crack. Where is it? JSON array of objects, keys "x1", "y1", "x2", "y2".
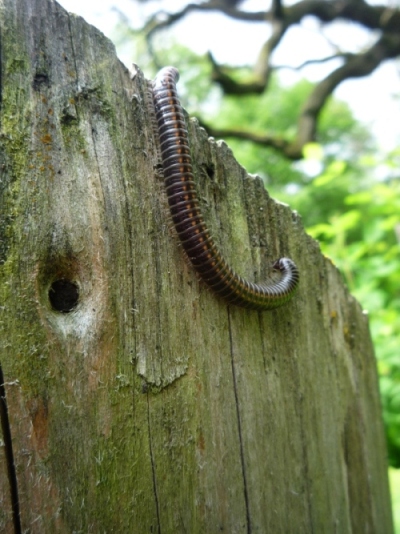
[
  {"x1": 0, "y1": 364, "x2": 21, "y2": 534},
  {"x1": 147, "y1": 392, "x2": 161, "y2": 534},
  {"x1": 227, "y1": 309, "x2": 252, "y2": 534}
]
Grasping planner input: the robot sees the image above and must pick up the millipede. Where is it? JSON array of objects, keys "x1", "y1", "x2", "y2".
[{"x1": 151, "y1": 66, "x2": 299, "y2": 310}]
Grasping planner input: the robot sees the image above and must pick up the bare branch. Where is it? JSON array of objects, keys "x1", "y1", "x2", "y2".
[
  {"x1": 197, "y1": 119, "x2": 295, "y2": 157},
  {"x1": 275, "y1": 53, "x2": 351, "y2": 71},
  {"x1": 272, "y1": 0, "x2": 284, "y2": 20},
  {"x1": 295, "y1": 31, "x2": 400, "y2": 152},
  {"x1": 208, "y1": 52, "x2": 268, "y2": 95},
  {"x1": 144, "y1": 0, "x2": 400, "y2": 54},
  {"x1": 146, "y1": 0, "x2": 400, "y2": 37},
  {"x1": 200, "y1": 30, "x2": 400, "y2": 160},
  {"x1": 144, "y1": 0, "x2": 266, "y2": 41},
  {"x1": 208, "y1": 0, "x2": 400, "y2": 95},
  {"x1": 210, "y1": 15, "x2": 288, "y2": 94},
  {"x1": 140, "y1": 0, "x2": 400, "y2": 159},
  {"x1": 287, "y1": 0, "x2": 400, "y2": 32}
]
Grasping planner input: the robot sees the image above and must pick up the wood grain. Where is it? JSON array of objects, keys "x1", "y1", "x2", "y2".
[{"x1": 0, "y1": 0, "x2": 393, "y2": 532}]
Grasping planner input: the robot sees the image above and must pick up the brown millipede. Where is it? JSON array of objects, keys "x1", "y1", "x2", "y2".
[{"x1": 152, "y1": 66, "x2": 299, "y2": 310}]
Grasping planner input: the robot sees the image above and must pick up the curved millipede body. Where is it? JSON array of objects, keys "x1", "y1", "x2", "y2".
[{"x1": 152, "y1": 66, "x2": 299, "y2": 310}]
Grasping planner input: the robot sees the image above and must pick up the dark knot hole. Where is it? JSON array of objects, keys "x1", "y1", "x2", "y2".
[{"x1": 48, "y1": 279, "x2": 79, "y2": 313}]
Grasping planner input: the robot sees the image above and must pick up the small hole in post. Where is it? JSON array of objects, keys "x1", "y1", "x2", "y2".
[
  {"x1": 205, "y1": 164, "x2": 215, "y2": 180},
  {"x1": 48, "y1": 279, "x2": 79, "y2": 313}
]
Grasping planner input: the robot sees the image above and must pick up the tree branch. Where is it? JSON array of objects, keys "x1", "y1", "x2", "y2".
[
  {"x1": 210, "y1": 6, "x2": 289, "y2": 94},
  {"x1": 287, "y1": 0, "x2": 400, "y2": 32},
  {"x1": 141, "y1": 0, "x2": 400, "y2": 159},
  {"x1": 144, "y1": 0, "x2": 266, "y2": 41},
  {"x1": 272, "y1": 0, "x2": 284, "y2": 20},
  {"x1": 208, "y1": 52, "x2": 269, "y2": 95},
  {"x1": 275, "y1": 53, "x2": 352, "y2": 71},
  {"x1": 208, "y1": 0, "x2": 400, "y2": 95},
  {"x1": 202, "y1": 31, "x2": 400, "y2": 160},
  {"x1": 143, "y1": 0, "x2": 400, "y2": 97},
  {"x1": 198, "y1": 119, "x2": 293, "y2": 155},
  {"x1": 294, "y1": 32, "x2": 400, "y2": 155},
  {"x1": 144, "y1": 0, "x2": 399, "y2": 38}
]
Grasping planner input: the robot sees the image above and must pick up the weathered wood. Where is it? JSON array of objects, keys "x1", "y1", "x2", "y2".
[{"x1": 0, "y1": 0, "x2": 393, "y2": 532}]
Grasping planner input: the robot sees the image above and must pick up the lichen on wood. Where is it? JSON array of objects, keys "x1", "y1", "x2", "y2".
[{"x1": 0, "y1": 0, "x2": 393, "y2": 532}]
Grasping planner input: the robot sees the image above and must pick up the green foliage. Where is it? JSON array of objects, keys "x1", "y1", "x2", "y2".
[
  {"x1": 389, "y1": 468, "x2": 400, "y2": 532},
  {"x1": 303, "y1": 163, "x2": 400, "y2": 467}
]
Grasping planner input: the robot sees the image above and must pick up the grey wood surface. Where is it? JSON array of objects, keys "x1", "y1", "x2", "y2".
[{"x1": 0, "y1": 0, "x2": 393, "y2": 532}]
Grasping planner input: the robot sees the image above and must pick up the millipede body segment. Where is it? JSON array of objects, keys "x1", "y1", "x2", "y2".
[{"x1": 152, "y1": 66, "x2": 299, "y2": 310}]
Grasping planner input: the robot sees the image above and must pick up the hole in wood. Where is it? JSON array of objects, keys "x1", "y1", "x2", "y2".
[
  {"x1": 205, "y1": 164, "x2": 215, "y2": 179},
  {"x1": 48, "y1": 279, "x2": 79, "y2": 313}
]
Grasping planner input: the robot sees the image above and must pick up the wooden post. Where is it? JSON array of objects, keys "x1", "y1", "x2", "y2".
[{"x1": 0, "y1": 0, "x2": 393, "y2": 532}]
